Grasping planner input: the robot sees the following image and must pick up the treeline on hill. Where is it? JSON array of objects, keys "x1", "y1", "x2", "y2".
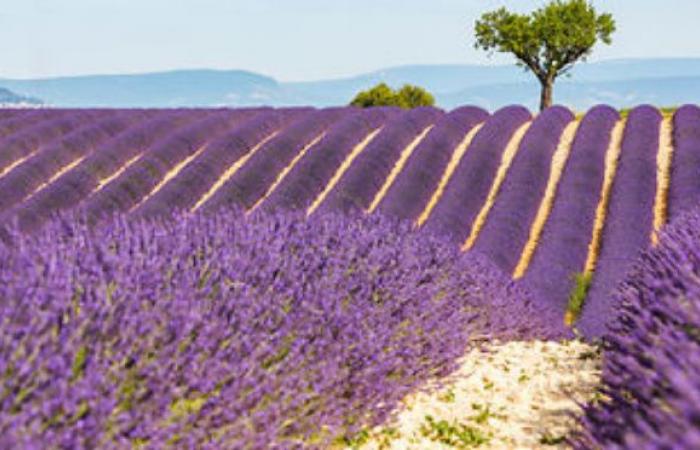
[{"x1": 350, "y1": 83, "x2": 435, "y2": 109}]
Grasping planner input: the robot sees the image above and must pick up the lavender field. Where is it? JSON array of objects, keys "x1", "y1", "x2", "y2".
[{"x1": 0, "y1": 104, "x2": 699, "y2": 448}]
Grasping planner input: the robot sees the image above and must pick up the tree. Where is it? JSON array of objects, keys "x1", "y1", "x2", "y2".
[
  {"x1": 350, "y1": 83, "x2": 435, "y2": 109},
  {"x1": 474, "y1": 0, "x2": 615, "y2": 111}
]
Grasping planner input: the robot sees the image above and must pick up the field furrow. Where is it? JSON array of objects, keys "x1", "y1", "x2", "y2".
[
  {"x1": 133, "y1": 108, "x2": 307, "y2": 217},
  {"x1": 421, "y1": 106, "x2": 530, "y2": 243},
  {"x1": 0, "y1": 112, "x2": 140, "y2": 214},
  {"x1": 0, "y1": 112, "x2": 99, "y2": 175},
  {"x1": 80, "y1": 110, "x2": 256, "y2": 222},
  {"x1": 202, "y1": 108, "x2": 351, "y2": 214},
  {"x1": 375, "y1": 106, "x2": 488, "y2": 221},
  {"x1": 314, "y1": 107, "x2": 442, "y2": 216},
  {"x1": 521, "y1": 106, "x2": 620, "y2": 314},
  {"x1": 461, "y1": 120, "x2": 532, "y2": 251},
  {"x1": 258, "y1": 108, "x2": 399, "y2": 213},
  {"x1": 513, "y1": 120, "x2": 580, "y2": 279},
  {"x1": 668, "y1": 104, "x2": 700, "y2": 219},
  {"x1": 7, "y1": 112, "x2": 196, "y2": 232},
  {"x1": 469, "y1": 106, "x2": 573, "y2": 273},
  {"x1": 579, "y1": 105, "x2": 662, "y2": 337},
  {"x1": 651, "y1": 117, "x2": 675, "y2": 245}
]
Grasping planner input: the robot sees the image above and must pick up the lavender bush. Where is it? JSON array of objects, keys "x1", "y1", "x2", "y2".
[
  {"x1": 422, "y1": 105, "x2": 531, "y2": 243},
  {"x1": 472, "y1": 105, "x2": 574, "y2": 274},
  {"x1": 376, "y1": 106, "x2": 489, "y2": 222},
  {"x1": 5, "y1": 112, "x2": 195, "y2": 234},
  {"x1": 260, "y1": 107, "x2": 399, "y2": 213},
  {"x1": 317, "y1": 106, "x2": 444, "y2": 215},
  {"x1": 668, "y1": 104, "x2": 700, "y2": 219},
  {"x1": 81, "y1": 109, "x2": 256, "y2": 223},
  {"x1": 0, "y1": 112, "x2": 99, "y2": 173},
  {"x1": 522, "y1": 105, "x2": 619, "y2": 313},
  {"x1": 579, "y1": 105, "x2": 661, "y2": 337},
  {"x1": 0, "y1": 109, "x2": 63, "y2": 140},
  {"x1": 0, "y1": 210, "x2": 559, "y2": 449},
  {"x1": 0, "y1": 112, "x2": 143, "y2": 214},
  {"x1": 133, "y1": 108, "x2": 309, "y2": 218},
  {"x1": 201, "y1": 107, "x2": 352, "y2": 214},
  {"x1": 573, "y1": 207, "x2": 700, "y2": 449}
]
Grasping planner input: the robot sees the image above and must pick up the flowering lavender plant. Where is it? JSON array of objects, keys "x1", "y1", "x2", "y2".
[
  {"x1": 0, "y1": 210, "x2": 558, "y2": 449},
  {"x1": 578, "y1": 105, "x2": 661, "y2": 337},
  {"x1": 668, "y1": 104, "x2": 700, "y2": 219},
  {"x1": 573, "y1": 206, "x2": 700, "y2": 449},
  {"x1": 522, "y1": 105, "x2": 619, "y2": 313},
  {"x1": 376, "y1": 106, "x2": 488, "y2": 222},
  {"x1": 471, "y1": 105, "x2": 573, "y2": 273}
]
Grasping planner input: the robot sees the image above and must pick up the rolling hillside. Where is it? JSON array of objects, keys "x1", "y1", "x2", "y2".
[{"x1": 0, "y1": 104, "x2": 698, "y2": 339}]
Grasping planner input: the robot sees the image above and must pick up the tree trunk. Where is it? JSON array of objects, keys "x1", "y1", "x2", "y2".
[{"x1": 539, "y1": 79, "x2": 553, "y2": 111}]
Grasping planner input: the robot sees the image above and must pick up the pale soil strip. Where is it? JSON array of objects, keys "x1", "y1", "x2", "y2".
[
  {"x1": 247, "y1": 132, "x2": 326, "y2": 214},
  {"x1": 25, "y1": 156, "x2": 86, "y2": 200},
  {"x1": 307, "y1": 127, "x2": 384, "y2": 216},
  {"x1": 92, "y1": 154, "x2": 144, "y2": 195},
  {"x1": 0, "y1": 154, "x2": 33, "y2": 180},
  {"x1": 354, "y1": 340, "x2": 601, "y2": 450},
  {"x1": 461, "y1": 121, "x2": 532, "y2": 251},
  {"x1": 129, "y1": 145, "x2": 208, "y2": 213},
  {"x1": 366, "y1": 125, "x2": 434, "y2": 214},
  {"x1": 191, "y1": 131, "x2": 279, "y2": 213},
  {"x1": 583, "y1": 120, "x2": 626, "y2": 274},
  {"x1": 513, "y1": 121, "x2": 580, "y2": 279},
  {"x1": 415, "y1": 123, "x2": 484, "y2": 227},
  {"x1": 651, "y1": 117, "x2": 674, "y2": 246}
]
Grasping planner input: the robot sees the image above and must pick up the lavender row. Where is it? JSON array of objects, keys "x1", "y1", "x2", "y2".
[
  {"x1": 0, "y1": 111, "x2": 104, "y2": 173},
  {"x1": 0, "y1": 109, "x2": 65, "y2": 140},
  {"x1": 471, "y1": 106, "x2": 574, "y2": 274},
  {"x1": 133, "y1": 108, "x2": 311, "y2": 218},
  {"x1": 0, "y1": 210, "x2": 559, "y2": 449},
  {"x1": 578, "y1": 105, "x2": 662, "y2": 337},
  {"x1": 0, "y1": 112, "x2": 142, "y2": 214},
  {"x1": 81, "y1": 109, "x2": 259, "y2": 223},
  {"x1": 317, "y1": 107, "x2": 444, "y2": 215},
  {"x1": 522, "y1": 105, "x2": 619, "y2": 312},
  {"x1": 376, "y1": 106, "x2": 489, "y2": 221},
  {"x1": 668, "y1": 104, "x2": 700, "y2": 219},
  {"x1": 260, "y1": 107, "x2": 399, "y2": 213},
  {"x1": 573, "y1": 207, "x2": 700, "y2": 449},
  {"x1": 422, "y1": 105, "x2": 530, "y2": 243},
  {"x1": 5, "y1": 112, "x2": 197, "y2": 233},
  {"x1": 200, "y1": 107, "x2": 352, "y2": 214}
]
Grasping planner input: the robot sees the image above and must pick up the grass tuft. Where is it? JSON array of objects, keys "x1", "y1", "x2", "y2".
[{"x1": 565, "y1": 272, "x2": 592, "y2": 326}]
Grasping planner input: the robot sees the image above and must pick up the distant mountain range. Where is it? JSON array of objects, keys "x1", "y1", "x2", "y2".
[
  {"x1": 0, "y1": 87, "x2": 43, "y2": 107},
  {"x1": 1, "y1": 58, "x2": 699, "y2": 111}
]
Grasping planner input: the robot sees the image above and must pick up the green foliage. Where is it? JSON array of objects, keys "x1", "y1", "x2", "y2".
[
  {"x1": 350, "y1": 83, "x2": 435, "y2": 109},
  {"x1": 620, "y1": 106, "x2": 678, "y2": 118},
  {"x1": 420, "y1": 415, "x2": 490, "y2": 448},
  {"x1": 565, "y1": 272, "x2": 593, "y2": 325},
  {"x1": 539, "y1": 433, "x2": 567, "y2": 445},
  {"x1": 474, "y1": 0, "x2": 615, "y2": 109}
]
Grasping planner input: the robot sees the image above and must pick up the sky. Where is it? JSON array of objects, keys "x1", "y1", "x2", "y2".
[{"x1": 1, "y1": 0, "x2": 699, "y2": 81}]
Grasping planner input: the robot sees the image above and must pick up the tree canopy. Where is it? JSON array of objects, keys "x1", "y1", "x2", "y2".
[
  {"x1": 474, "y1": 0, "x2": 615, "y2": 110},
  {"x1": 350, "y1": 83, "x2": 435, "y2": 109}
]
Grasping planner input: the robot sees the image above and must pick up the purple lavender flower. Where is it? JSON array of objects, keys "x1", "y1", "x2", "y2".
[
  {"x1": 422, "y1": 105, "x2": 530, "y2": 243},
  {"x1": 573, "y1": 206, "x2": 700, "y2": 449},
  {"x1": 668, "y1": 104, "x2": 700, "y2": 219},
  {"x1": 0, "y1": 209, "x2": 559, "y2": 448},
  {"x1": 471, "y1": 105, "x2": 574, "y2": 273},
  {"x1": 376, "y1": 106, "x2": 489, "y2": 222},
  {"x1": 578, "y1": 105, "x2": 661, "y2": 338},
  {"x1": 522, "y1": 105, "x2": 619, "y2": 313}
]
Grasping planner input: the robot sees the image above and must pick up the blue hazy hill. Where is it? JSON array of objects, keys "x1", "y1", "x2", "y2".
[{"x1": 1, "y1": 58, "x2": 699, "y2": 110}]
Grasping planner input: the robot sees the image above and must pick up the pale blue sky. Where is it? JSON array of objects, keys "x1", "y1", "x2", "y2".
[{"x1": 1, "y1": 0, "x2": 698, "y2": 81}]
